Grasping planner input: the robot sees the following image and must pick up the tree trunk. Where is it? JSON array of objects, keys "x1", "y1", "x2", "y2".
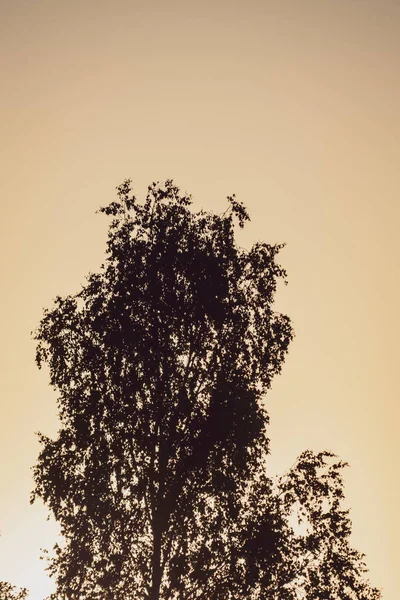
[{"x1": 150, "y1": 529, "x2": 162, "y2": 600}]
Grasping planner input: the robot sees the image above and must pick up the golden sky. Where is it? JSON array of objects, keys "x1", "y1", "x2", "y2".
[{"x1": 0, "y1": 1, "x2": 399, "y2": 599}]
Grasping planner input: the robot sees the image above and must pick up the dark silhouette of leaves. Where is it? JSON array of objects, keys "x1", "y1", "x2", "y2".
[
  {"x1": 31, "y1": 180, "x2": 380, "y2": 600},
  {"x1": 0, "y1": 582, "x2": 28, "y2": 600}
]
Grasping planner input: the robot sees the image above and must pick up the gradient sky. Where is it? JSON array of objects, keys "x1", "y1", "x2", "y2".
[{"x1": 0, "y1": 1, "x2": 399, "y2": 599}]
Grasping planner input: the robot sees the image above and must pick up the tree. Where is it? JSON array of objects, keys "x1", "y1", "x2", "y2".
[
  {"x1": 31, "y1": 180, "x2": 380, "y2": 600},
  {"x1": 0, "y1": 534, "x2": 28, "y2": 600},
  {"x1": 270, "y1": 451, "x2": 381, "y2": 600},
  {"x1": 0, "y1": 582, "x2": 28, "y2": 600}
]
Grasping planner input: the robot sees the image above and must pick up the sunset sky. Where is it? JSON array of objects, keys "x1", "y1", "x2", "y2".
[{"x1": 0, "y1": 1, "x2": 399, "y2": 599}]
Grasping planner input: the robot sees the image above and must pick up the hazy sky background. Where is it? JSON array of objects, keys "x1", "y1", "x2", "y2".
[{"x1": 0, "y1": 1, "x2": 399, "y2": 598}]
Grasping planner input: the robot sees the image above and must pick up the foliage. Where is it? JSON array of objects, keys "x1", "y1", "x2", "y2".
[
  {"x1": 0, "y1": 582, "x2": 28, "y2": 600},
  {"x1": 272, "y1": 450, "x2": 381, "y2": 600},
  {"x1": 31, "y1": 180, "x2": 380, "y2": 600},
  {"x1": 0, "y1": 535, "x2": 29, "y2": 600}
]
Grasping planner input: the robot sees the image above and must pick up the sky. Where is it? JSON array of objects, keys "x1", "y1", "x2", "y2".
[{"x1": 0, "y1": 0, "x2": 399, "y2": 598}]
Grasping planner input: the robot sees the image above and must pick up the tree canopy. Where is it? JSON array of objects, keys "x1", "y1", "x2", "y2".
[
  {"x1": 0, "y1": 581, "x2": 28, "y2": 600},
  {"x1": 0, "y1": 533, "x2": 28, "y2": 600},
  {"x1": 31, "y1": 180, "x2": 380, "y2": 600}
]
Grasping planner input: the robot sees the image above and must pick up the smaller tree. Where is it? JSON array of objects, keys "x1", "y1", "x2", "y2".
[
  {"x1": 268, "y1": 451, "x2": 381, "y2": 600},
  {"x1": 0, "y1": 534, "x2": 28, "y2": 600},
  {"x1": 0, "y1": 582, "x2": 28, "y2": 600}
]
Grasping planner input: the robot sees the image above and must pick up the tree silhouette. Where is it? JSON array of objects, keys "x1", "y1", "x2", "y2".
[
  {"x1": 31, "y1": 180, "x2": 380, "y2": 600},
  {"x1": 0, "y1": 534, "x2": 28, "y2": 600},
  {"x1": 0, "y1": 582, "x2": 28, "y2": 600}
]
